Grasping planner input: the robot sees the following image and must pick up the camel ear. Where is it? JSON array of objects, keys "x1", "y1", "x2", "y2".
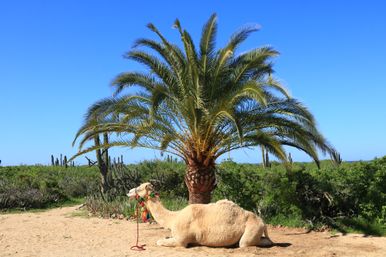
[
  {"x1": 145, "y1": 183, "x2": 154, "y2": 191},
  {"x1": 149, "y1": 179, "x2": 161, "y2": 191}
]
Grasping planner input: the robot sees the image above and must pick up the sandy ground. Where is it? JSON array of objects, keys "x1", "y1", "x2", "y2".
[{"x1": 0, "y1": 205, "x2": 385, "y2": 257}]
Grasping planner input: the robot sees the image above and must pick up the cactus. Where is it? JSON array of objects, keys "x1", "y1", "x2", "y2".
[
  {"x1": 51, "y1": 155, "x2": 55, "y2": 166},
  {"x1": 63, "y1": 155, "x2": 68, "y2": 168},
  {"x1": 288, "y1": 153, "x2": 293, "y2": 164},
  {"x1": 55, "y1": 158, "x2": 59, "y2": 166},
  {"x1": 102, "y1": 133, "x2": 109, "y2": 169}
]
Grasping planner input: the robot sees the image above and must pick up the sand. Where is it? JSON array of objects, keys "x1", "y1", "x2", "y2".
[{"x1": 0, "y1": 205, "x2": 385, "y2": 257}]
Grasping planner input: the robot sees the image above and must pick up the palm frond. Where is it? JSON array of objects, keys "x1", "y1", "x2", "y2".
[
  {"x1": 72, "y1": 15, "x2": 335, "y2": 167},
  {"x1": 200, "y1": 13, "x2": 218, "y2": 71}
]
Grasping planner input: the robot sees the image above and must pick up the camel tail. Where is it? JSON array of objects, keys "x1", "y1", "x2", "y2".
[{"x1": 264, "y1": 225, "x2": 270, "y2": 239}]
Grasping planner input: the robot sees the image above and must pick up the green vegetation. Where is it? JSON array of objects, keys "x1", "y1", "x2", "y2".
[
  {"x1": 214, "y1": 158, "x2": 386, "y2": 235},
  {"x1": 72, "y1": 13, "x2": 337, "y2": 204},
  {"x1": 0, "y1": 166, "x2": 98, "y2": 210},
  {"x1": 85, "y1": 195, "x2": 188, "y2": 219},
  {"x1": 66, "y1": 208, "x2": 90, "y2": 218},
  {"x1": 1, "y1": 157, "x2": 385, "y2": 235}
]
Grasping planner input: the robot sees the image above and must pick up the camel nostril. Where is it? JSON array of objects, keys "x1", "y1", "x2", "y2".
[{"x1": 127, "y1": 188, "x2": 136, "y2": 198}]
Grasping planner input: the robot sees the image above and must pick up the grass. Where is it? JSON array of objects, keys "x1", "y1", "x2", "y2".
[
  {"x1": 332, "y1": 217, "x2": 386, "y2": 236},
  {"x1": 66, "y1": 208, "x2": 90, "y2": 218},
  {"x1": 2, "y1": 158, "x2": 385, "y2": 237},
  {"x1": 160, "y1": 197, "x2": 188, "y2": 211},
  {"x1": 2, "y1": 194, "x2": 386, "y2": 237},
  {"x1": 267, "y1": 214, "x2": 386, "y2": 236},
  {"x1": 84, "y1": 195, "x2": 188, "y2": 220},
  {"x1": 0, "y1": 197, "x2": 85, "y2": 215},
  {"x1": 267, "y1": 214, "x2": 307, "y2": 228},
  {"x1": 85, "y1": 195, "x2": 135, "y2": 218}
]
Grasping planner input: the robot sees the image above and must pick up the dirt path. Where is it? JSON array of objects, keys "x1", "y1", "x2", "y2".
[{"x1": 0, "y1": 205, "x2": 385, "y2": 257}]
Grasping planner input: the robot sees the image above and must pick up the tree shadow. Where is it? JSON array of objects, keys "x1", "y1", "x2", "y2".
[{"x1": 332, "y1": 218, "x2": 384, "y2": 237}]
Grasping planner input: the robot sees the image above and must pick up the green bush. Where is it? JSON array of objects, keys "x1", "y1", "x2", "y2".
[
  {"x1": 1, "y1": 157, "x2": 385, "y2": 235},
  {"x1": 132, "y1": 160, "x2": 186, "y2": 197},
  {"x1": 86, "y1": 195, "x2": 135, "y2": 218},
  {"x1": 0, "y1": 166, "x2": 99, "y2": 209},
  {"x1": 214, "y1": 161, "x2": 303, "y2": 226},
  {"x1": 85, "y1": 194, "x2": 187, "y2": 219},
  {"x1": 100, "y1": 160, "x2": 186, "y2": 200},
  {"x1": 214, "y1": 157, "x2": 386, "y2": 232},
  {"x1": 83, "y1": 160, "x2": 187, "y2": 217}
]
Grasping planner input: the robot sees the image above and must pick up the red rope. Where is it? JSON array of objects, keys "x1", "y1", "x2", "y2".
[{"x1": 130, "y1": 201, "x2": 146, "y2": 251}]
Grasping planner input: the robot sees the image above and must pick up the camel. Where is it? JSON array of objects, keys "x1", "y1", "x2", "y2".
[{"x1": 127, "y1": 182, "x2": 273, "y2": 248}]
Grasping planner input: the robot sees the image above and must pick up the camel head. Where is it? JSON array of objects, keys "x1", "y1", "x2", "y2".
[{"x1": 127, "y1": 182, "x2": 155, "y2": 199}]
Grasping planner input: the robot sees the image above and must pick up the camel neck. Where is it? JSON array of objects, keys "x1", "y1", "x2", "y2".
[{"x1": 145, "y1": 197, "x2": 176, "y2": 229}]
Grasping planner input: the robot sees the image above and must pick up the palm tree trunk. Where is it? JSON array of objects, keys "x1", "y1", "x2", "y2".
[
  {"x1": 184, "y1": 161, "x2": 217, "y2": 204},
  {"x1": 261, "y1": 146, "x2": 266, "y2": 168}
]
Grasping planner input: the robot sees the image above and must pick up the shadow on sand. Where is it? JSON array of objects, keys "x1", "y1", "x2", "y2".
[
  {"x1": 186, "y1": 239, "x2": 292, "y2": 249},
  {"x1": 270, "y1": 242, "x2": 292, "y2": 248}
]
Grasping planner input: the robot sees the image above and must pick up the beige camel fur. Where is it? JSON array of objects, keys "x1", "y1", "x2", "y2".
[{"x1": 127, "y1": 182, "x2": 273, "y2": 248}]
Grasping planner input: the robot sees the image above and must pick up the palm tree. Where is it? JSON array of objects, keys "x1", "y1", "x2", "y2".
[{"x1": 72, "y1": 14, "x2": 336, "y2": 204}]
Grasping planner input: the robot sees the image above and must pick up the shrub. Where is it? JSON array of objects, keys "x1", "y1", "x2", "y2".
[
  {"x1": 85, "y1": 195, "x2": 135, "y2": 218},
  {"x1": 85, "y1": 193, "x2": 187, "y2": 219},
  {"x1": 100, "y1": 160, "x2": 186, "y2": 200},
  {"x1": 1, "y1": 157, "x2": 385, "y2": 235},
  {"x1": 0, "y1": 166, "x2": 99, "y2": 209},
  {"x1": 214, "y1": 161, "x2": 302, "y2": 225},
  {"x1": 214, "y1": 157, "x2": 386, "y2": 231}
]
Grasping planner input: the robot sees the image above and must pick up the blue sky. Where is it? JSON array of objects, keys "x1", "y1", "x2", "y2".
[{"x1": 1, "y1": 1, "x2": 385, "y2": 166}]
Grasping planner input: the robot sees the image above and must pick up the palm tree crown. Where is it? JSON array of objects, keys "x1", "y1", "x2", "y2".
[{"x1": 72, "y1": 14, "x2": 336, "y2": 203}]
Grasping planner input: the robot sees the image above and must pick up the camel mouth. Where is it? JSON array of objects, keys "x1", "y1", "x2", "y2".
[{"x1": 127, "y1": 188, "x2": 136, "y2": 199}]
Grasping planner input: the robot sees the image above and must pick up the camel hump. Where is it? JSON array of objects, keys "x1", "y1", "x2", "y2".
[{"x1": 215, "y1": 199, "x2": 236, "y2": 205}]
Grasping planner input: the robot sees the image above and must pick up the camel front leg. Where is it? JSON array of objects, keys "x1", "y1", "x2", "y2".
[{"x1": 157, "y1": 237, "x2": 187, "y2": 247}]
